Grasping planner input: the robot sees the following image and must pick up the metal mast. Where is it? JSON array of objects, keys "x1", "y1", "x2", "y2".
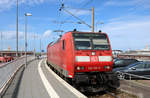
[
  {"x1": 92, "y1": 7, "x2": 94, "y2": 32},
  {"x1": 16, "y1": 0, "x2": 18, "y2": 57}
]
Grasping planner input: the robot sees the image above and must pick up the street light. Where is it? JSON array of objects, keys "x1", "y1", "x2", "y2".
[
  {"x1": 16, "y1": 0, "x2": 18, "y2": 57},
  {"x1": 25, "y1": 13, "x2": 32, "y2": 68}
]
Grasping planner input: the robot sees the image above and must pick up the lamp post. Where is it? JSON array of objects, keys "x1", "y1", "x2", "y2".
[
  {"x1": 16, "y1": 0, "x2": 18, "y2": 57},
  {"x1": 25, "y1": 13, "x2": 32, "y2": 68},
  {"x1": 33, "y1": 32, "x2": 36, "y2": 58}
]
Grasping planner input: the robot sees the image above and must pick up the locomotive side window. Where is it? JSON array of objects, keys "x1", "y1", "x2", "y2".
[{"x1": 63, "y1": 40, "x2": 65, "y2": 50}]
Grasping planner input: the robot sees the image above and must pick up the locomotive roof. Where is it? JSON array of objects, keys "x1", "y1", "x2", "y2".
[
  {"x1": 66, "y1": 31, "x2": 107, "y2": 34},
  {"x1": 48, "y1": 31, "x2": 107, "y2": 47}
]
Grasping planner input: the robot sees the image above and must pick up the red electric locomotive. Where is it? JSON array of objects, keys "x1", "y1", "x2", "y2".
[{"x1": 47, "y1": 30, "x2": 119, "y2": 92}]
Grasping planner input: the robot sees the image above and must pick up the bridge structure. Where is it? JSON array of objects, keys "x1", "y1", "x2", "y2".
[
  {"x1": 0, "y1": 55, "x2": 150, "y2": 98},
  {"x1": 0, "y1": 51, "x2": 34, "y2": 57}
]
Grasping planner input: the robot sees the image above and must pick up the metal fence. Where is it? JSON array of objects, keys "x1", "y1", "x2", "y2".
[
  {"x1": 117, "y1": 71, "x2": 150, "y2": 80},
  {"x1": 116, "y1": 71, "x2": 150, "y2": 98}
]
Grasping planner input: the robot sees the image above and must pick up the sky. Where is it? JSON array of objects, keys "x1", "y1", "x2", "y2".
[{"x1": 0, "y1": 0, "x2": 150, "y2": 52}]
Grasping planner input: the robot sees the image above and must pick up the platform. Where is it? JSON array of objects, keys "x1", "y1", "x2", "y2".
[{"x1": 17, "y1": 59, "x2": 86, "y2": 98}]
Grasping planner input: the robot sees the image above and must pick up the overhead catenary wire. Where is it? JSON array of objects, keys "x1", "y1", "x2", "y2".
[
  {"x1": 59, "y1": 4, "x2": 92, "y2": 28},
  {"x1": 56, "y1": 0, "x2": 94, "y2": 30},
  {"x1": 61, "y1": 0, "x2": 93, "y2": 20}
]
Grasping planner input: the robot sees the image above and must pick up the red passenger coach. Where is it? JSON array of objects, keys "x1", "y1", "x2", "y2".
[{"x1": 47, "y1": 31, "x2": 119, "y2": 92}]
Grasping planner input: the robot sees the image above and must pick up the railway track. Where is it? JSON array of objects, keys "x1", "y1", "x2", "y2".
[
  {"x1": 105, "y1": 91, "x2": 120, "y2": 98},
  {"x1": 86, "y1": 89, "x2": 120, "y2": 98},
  {"x1": 87, "y1": 89, "x2": 138, "y2": 98}
]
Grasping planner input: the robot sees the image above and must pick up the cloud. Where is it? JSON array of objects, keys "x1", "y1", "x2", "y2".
[
  {"x1": 0, "y1": 30, "x2": 43, "y2": 51},
  {"x1": 100, "y1": 15, "x2": 150, "y2": 50},
  {"x1": 0, "y1": 31, "x2": 24, "y2": 40},
  {"x1": 104, "y1": 0, "x2": 133, "y2": 6},
  {"x1": 0, "y1": 30, "x2": 41, "y2": 40},
  {"x1": 0, "y1": 29, "x2": 52, "y2": 41},
  {"x1": 0, "y1": 0, "x2": 47, "y2": 12},
  {"x1": 64, "y1": 0, "x2": 87, "y2": 4},
  {"x1": 0, "y1": 0, "x2": 91, "y2": 12},
  {"x1": 104, "y1": 0, "x2": 150, "y2": 9},
  {"x1": 0, "y1": 0, "x2": 15, "y2": 12},
  {"x1": 43, "y1": 30, "x2": 52, "y2": 38}
]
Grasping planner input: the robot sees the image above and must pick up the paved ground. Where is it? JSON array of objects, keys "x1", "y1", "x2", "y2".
[
  {"x1": 17, "y1": 59, "x2": 83, "y2": 98},
  {"x1": 120, "y1": 80, "x2": 150, "y2": 98},
  {"x1": 17, "y1": 59, "x2": 50, "y2": 98}
]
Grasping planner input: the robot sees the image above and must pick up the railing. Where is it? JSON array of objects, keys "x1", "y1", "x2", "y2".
[
  {"x1": 116, "y1": 71, "x2": 150, "y2": 80},
  {"x1": 116, "y1": 71, "x2": 150, "y2": 98}
]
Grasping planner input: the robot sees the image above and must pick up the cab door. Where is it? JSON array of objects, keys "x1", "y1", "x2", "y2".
[{"x1": 61, "y1": 39, "x2": 66, "y2": 70}]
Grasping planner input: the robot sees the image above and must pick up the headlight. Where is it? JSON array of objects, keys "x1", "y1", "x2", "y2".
[
  {"x1": 76, "y1": 66, "x2": 80, "y2": 70},
  {"x1": 104, "y1": 66, "x2": 111, "y2": 69},
  {"x1": 76, "y1": 66, "x2": 85, "y2": 70}
]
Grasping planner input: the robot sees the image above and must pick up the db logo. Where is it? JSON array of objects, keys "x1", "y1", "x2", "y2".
[{"x1": 91, "y1": 56, "x2": 98, "y2": 62}]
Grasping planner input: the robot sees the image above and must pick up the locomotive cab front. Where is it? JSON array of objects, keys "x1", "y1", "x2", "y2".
[
  {"x1": 72, "y1": 32, "x2": 113, "y2": 73},
  {"x1": 71, "y1": 32, "x2": 120, "y2": 92}
]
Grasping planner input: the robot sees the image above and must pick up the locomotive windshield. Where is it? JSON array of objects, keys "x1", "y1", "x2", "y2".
[{"x1": 73, "y1": 33, "x2": 110, "y2": 50}]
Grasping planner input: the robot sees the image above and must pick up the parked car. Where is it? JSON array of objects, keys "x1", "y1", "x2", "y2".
[
  {"x1": 113, "y1": 58, "x2": 139, "y2": 68},
  {"x1": 114, "y1": 61, "x2": 150, "y2": 79},
  {"x1": 0, "y1": 56, "x2": 14, "y2": 62},
  {"x1": 6, "y1": 56, "x2": 14, "y2": 62},
  {"x1": 0, "y1": 57, "x2": 6, "y2": 63}
]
